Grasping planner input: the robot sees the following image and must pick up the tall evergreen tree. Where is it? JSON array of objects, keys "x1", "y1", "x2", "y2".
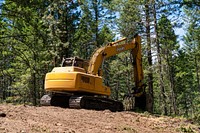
[
  {"x1": 144, "y1": 0, "x2": 154, "y2": 113},
  {"x1": 181, "y1": 4, "x2": 200, "y2": 120},
  {"x1": 158, "y1": 15, "x2": 178, "y2": 115}
]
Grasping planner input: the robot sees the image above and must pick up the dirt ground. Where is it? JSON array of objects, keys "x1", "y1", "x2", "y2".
[{"x1": 0, "y1": 104, "x2": 199, "y2": 133}]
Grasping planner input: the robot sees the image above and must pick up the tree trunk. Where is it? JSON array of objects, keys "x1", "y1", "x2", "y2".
[
  {"x1": 93, "y1": 0, "x2": 99, "y2": 47},
  {"x1": 194, "y1": 55, "x2": 200, "y2": 93},
  {"x1": 168, "y1": 62, "x2": 178, "y2": 115},
  {"x1": 32, "y1": 72, "x2": 37, "y2": 106},
  {"x1": 32, "y1": 49, "x2": 37, "y2": 106},
  {"x1": 115, "y1": 74, "x2": 119, "y2": 100},
  {"x1": 145, "y1": 2, "x2": 154, "y2": 113},
  {"x1": 167, "y1": 50, "x2": 177, "y2": 115}
]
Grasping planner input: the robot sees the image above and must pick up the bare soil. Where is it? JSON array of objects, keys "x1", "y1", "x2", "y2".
[{"x1": 0, "y1": 104, "x2": 199, "y2": 133}]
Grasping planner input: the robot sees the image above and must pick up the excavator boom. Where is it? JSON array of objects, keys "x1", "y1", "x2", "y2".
[{"x1": 88, "y1": 36, "x2": 140, "y2": 75}]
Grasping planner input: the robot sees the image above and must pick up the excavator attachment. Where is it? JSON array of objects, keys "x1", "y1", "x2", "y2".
[{"x1": 123, "y1": 92, "x2": 147, "y2": 111}]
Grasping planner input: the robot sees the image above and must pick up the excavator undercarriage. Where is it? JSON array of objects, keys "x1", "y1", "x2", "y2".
[{"x1": 41, "y1": 92, "x2": 124, "y2": 111}]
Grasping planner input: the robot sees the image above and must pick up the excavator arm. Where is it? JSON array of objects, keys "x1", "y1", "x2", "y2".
[{"x1": 88, "y1": 35, "x2": 145, "y2": 96}]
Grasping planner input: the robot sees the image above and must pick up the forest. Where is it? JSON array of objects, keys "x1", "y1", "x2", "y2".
[{"x1": 0, "y1": 0, "x2": 199, "y2": 123}]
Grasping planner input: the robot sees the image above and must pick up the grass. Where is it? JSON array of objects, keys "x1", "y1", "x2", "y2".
[{"x1": 179, "y1": 126, "x2": 195, "y2": 133}]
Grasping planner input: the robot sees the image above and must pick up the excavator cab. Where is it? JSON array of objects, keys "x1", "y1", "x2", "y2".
[
  {"x1": 61, "y1": 57, "x2": 89, "y2": 72},
  {"x1": 61, "y1": 58, "x2": 74, "y2": 67}
]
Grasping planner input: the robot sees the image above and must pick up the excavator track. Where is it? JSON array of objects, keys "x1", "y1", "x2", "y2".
[
  {"x1": 41, "y1": 94, "x2": 123, "y2": 112},
  {"x1": 69, "y1": 95, "x2": 123, "y2": 112},
  {"x1": 69, "y1": 96, "x2": 83, "y2": 109},
  {"x1": 40, "y1": 93, "x2": 71, "y2": 108}
]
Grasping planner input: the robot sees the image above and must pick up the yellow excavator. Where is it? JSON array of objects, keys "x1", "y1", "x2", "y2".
[{"x1": 40, "y1": 34, "x2": 146, "y2": 111}]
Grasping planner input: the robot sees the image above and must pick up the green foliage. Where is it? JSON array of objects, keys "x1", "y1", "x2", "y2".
[
  {"x1": 156, "y1": 14, "x2": 179, "y2": 115},
  {"x1": 42, "y1": 0, "x2": 80, "y2": 64},
  {"x1": 0, "y1": 0, "x2": 52, "y2": 105},
  {"x1": 73, "y1": 2, "x2": 95, "y2": 59},
  {"x1": 73, "y1": 0, "x2": 115, "y2": 59},
  {"x1": 180, "y1": 126, "x2": 195, "y2": 133},
  {"x1": 98, "y1": 25, "x2": 115, "y2": 46},
  {"x1": 115, "y1": 0, "x2": 143, "y2": 38},
  {"x1": 177, "y1": 5, "x2": 200, "y2": 119},
  {"x1": 108, "y1": 52, "x2": 134, "y2": 100}
]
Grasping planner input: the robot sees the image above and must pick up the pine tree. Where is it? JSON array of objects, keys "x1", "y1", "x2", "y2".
[
  {"x1": 157, "y1": 15, "x2": 179, "y2": 115},
  {"x1": 181, "y1": 5, "x2": 200, "y2": 120}
]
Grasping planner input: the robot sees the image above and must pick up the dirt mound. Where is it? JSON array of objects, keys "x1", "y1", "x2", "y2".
[{"x1": 0, "y1": 104, "x2": 199, "y2": 133}]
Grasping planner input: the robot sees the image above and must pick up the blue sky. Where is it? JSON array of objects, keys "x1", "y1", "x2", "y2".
[
  {"x1": 0, "y1": 0, "x2": 4, "y2": 15},
  {"x1": 175, "y1": 27, "x2": 185, "y2": 46}
]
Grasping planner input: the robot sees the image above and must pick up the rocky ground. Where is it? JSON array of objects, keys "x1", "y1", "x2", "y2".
[{"x1": 0, "y1": 104, "x2": 199, "y2": 133}]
